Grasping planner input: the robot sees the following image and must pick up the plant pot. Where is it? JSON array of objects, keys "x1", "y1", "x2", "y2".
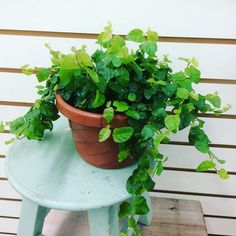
[{"x1": 56, "y1": 94, "x2": 134, "y2": 169}]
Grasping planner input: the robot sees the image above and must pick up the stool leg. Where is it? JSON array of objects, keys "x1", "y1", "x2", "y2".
[
  {"x1": 17, "y1": 197, "x2": 49, "y2": 236},
  {"x1": 88, "y1": 205, "x2": 120, "y2": 236},
  {"x1": 138, "y1": 192, "x2": 153, "y2": 225}
]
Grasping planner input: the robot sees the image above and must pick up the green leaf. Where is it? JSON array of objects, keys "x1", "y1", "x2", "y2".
[
  {"x1": 176, "y1": 88, "x2": 189, "y2": 99},
  {"x1": 87, "y1": 69, "x2": 106, "y2": 93},
  {"x1": 39, "y1": 102, "x2": 59, "y2": 120},
  {"x1": 196, "y1": 160, "x2": 216, "y2": 171},
  {"x1": 23, "y1": 117, "x2": 45, "y2": 140},
  {"x1": 140, "y1": 41, "x2": 157, "y2": 57},
  {"x1": 118, "y1": 149, "x2": 129, "y2": 162},
  {"x1": 217, "y1": 168, "x2": 229, "y2": 180},
  {"x1": 189, "y1": 126, "x2": 210, "y2": 153},
  {"x1": 152, "y1": 107, "x2": 167, "y2": 118},
  {"x1": 190, "y1": 91, "x2": 199, "y2": 101},
  {"x1": 164, "y1": 115, "x2": 180, "y2": 131},
  {"x1": 132, "y1": 196, "x2": 149, "y2": 215},
  {"x1": 111, "y1": 35, "x2": 125, "y2": 52},
  {"x1": 126, "y1": 29, "x2": 145, "y2": 42},
  {"x1": 141, "y1": 124, "x2": 156, "y2": 140},
  {"x1": 97, "y1": 23, "x2": 113, "y2": 45},
  {"x1": 118, "y1": 202, "x2": 131, "y2": 219},
  {"x1": 10, "y1": 117, "x2": 27, "y2": 137},
  {"x1": 118, "y1": 233, "x2": 128, "y2": 236},
  {"x1": 214, "y1": 104, "x2": 231, "y2": 116},
  {"x1": 76, "y1": 50, "x2": 93, "y2": 67},
  {"x1": 5, "y1": 138, "x2": 16, "y2": 145},
  {"x1": 156, "y1": 161, "x2": 164, "y2": 176},
  {"x1": 60, "y1": 54, "x2": 78, "y2": 69},
  {"x1": 117, "y1": 46, "x2": 135, "y2": 64},
  {"x1": 21, "y1": 64, "x2": 34, "y2": 75},
  {"x1": 113, "y1": 100, "x2": 129, "y2": 112},
  {"x1": 179, "y1": 112, "x2": 195, "y2": 130},
  {"x1": 0, "y1": 121, "x2": 4, "y2": 132},
  {"x1": 128, "y1": 93, "x2": 136, "y2": 102},
  {"x1": 125, "y1": 110, "x2": 140, "y2": 120},
  {"x1": 35, "y1": 67, "x2": 50, "y2": 82},
  {"x1": 143, "y1": 175, "x2": 155, "y2": 191},
  {"x1": 111, "y1": 56, "x2": 122, "y2": 67},
  {"x1": 98, "y1": 125, "x2": 111, "y2": 142},
  {"x1": 92, "y1": 90, "x2": 105, "y2": 108},
  {"x1": 191, "y1": 57, "x2": 199, "y2": 67},
  {"x1": 113, "y1": 127, "x2": 134, "y2": 143},
  {"x1": 185, "y1": 65, "x2": 201, "y2": 83},
  {"x1": 147, "y1": 29, "x2": 158, "y2": 41},
  {"x1": 153, "y1": 134, "x2": 163, "y2": 150},
  {"x1": 206, "y1": 93, "x2": 221, "y2": 108},
  {"x1": 170, "y1": 72, "x2": 185, "y2": 81},
  {"x1": 103, "y1": 107, "x2": 114, "y2": 123},
  {"x1": 128, "y1": 216, "x2": 141, "y2": 236}
]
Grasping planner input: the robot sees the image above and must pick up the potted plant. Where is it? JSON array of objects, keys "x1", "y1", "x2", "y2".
[{"x1": 0, "y1": 23, "x2": 230, "y2": 235}]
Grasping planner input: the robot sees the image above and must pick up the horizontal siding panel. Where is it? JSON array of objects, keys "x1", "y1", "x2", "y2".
[
  {"x1": 150, "y1": 192, "x2": 236, "y2": 217},
  {"x1": 0, "y1": 159, "x2": 4, "y2": 177},
  {"x1": 0, "y1": 134, "x2": 14, "y2": 155},
  {"x1": 0, "y1": 73, "x2": 38, "y2": 102},
  {"x1": 0, "y1": 200, "x2": 21, "y2": 217},
  {"x1": 205, "y1": 217, "x2": 236, "y2": 235},
  {"x1": 0, "y1": 218, "x2": 18, "y2": 234},
  {"x1": 154, "y1": 171, "x2": 236, "y2": 196},
  {"x1": 0, "y1": 0, "x2": 235, "y2": 39},
  {"x1": 0, "y1": 36, "x2": 236, "y2": 79},
  {"x1": 0, "y1": 181, "x2": 21, "y2": 199},
  {"x1": 0, "y1": 106, "x2": 30, "y2": 122},
  {"x1": 160, "y1": 145, "x2": 236, "y2": 172},
  {"x1": 169, "y1": 118, "x2": 236, "y2": 145}
]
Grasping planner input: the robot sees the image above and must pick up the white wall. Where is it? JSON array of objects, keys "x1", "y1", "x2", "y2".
[{"x1": 0, "y1": 0, "x2": 236, "y2": 235}]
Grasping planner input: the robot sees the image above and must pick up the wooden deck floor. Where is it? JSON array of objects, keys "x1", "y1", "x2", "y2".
[{"x1": 42, "y1": 197, "x2": 207, "y2": 236}]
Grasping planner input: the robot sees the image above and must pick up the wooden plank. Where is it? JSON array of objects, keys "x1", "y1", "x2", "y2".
[
  {"x1": 153, "y1": 171, "x2": 236, "y2": 196},
  {"x1": 41, "y1": 197, "x2": 207, "y2": 235},
  {"x1": 141, "y1": 198, "x2": 207, "y2": 235},
  {"x1": 0, "y1": 0, "x2": 236, "y2": 39},
  {"x1": 150, "y1": 192, "x2": 236, "y2": 218}
]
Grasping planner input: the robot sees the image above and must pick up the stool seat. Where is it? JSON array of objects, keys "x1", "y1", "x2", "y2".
[{"x1": 5, "y1": 118, "x2": 137, "y2": 211}]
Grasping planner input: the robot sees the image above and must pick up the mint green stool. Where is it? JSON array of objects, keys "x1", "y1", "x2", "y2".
[{"x1": 5, "y1": 118, "x2": 152, "y2": 236}]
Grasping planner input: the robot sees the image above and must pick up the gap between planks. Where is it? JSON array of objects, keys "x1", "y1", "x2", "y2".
[{"x1": 0, "y1": 29, "x2": 236, "y2": 45}]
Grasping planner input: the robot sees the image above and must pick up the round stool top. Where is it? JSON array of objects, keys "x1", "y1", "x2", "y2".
[{"x1": 5, "y1": 118, "x2": 137, "y2": 211}]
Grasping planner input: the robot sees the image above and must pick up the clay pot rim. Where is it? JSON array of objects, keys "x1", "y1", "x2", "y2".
[{"x1": 56, "y1": 93, "x2": 128, "y2": 128}]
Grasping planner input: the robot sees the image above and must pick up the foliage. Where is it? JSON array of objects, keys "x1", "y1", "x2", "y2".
[{"x1": 2, "y1": 24, "x2": 230, "y2": 236}]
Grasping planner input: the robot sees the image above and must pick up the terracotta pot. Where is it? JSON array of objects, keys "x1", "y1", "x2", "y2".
[{"x1": 56, "y1": 94, "x2": 134, "y2": 169}]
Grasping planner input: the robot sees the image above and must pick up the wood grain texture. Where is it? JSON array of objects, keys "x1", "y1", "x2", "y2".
[{"x1": 41, "y1": 197, "x2": 207, "y2": 236}]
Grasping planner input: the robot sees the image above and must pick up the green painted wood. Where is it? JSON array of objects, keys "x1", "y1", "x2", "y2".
[
  {"x1": 5, "y1": 118, "x2": 138, "y2": 211},
  {"x1": 18, "y1": 197, "x2": 48, "y2": 236},
  {"x1": 88, "y1": 205, "x2": 120, "y2": 236}
]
